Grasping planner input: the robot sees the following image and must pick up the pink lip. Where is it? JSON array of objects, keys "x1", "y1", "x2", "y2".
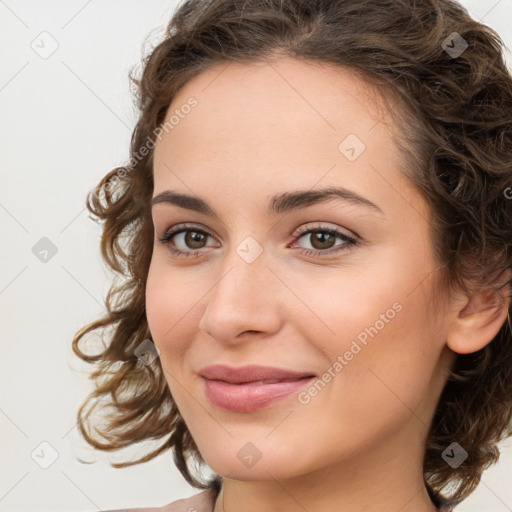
[{"x1": 199, "y1": 364, "x2": 316, "y2": 412}]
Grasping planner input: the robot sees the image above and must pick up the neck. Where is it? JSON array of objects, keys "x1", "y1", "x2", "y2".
[
  {"x1": 213, "y1": 474, "x2": 439, "y2": 512},
  {"x1": 212, "y1": 417, "x2": 440, "y2": 512}
]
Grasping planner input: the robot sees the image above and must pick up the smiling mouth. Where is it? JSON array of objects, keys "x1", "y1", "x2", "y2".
[
  {"x1": 201, "y1": 375, "x2": 316, "y2": 412},
  {"x1": 210, "y1": 376, "x2": 313, "y2": 385}
]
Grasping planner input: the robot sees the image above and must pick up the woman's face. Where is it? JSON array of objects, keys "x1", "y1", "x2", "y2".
[{"x1": 146, "y1": 57, "x2": 457, "y2": 483}]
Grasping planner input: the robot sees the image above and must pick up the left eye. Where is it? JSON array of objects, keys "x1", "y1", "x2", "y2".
[
  {"x1": 290, "y1": 226, "x2": 357, "y2": 255},
  {"x1": 157, "y1": 224, "x2": 358, "y2": 258},
  {"x1": 289, "y1": 225, "x2": 358, "y2": 257}
]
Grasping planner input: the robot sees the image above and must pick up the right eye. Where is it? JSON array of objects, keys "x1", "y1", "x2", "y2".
[{"x1": 157, "y1": 224, "x2": 219, "y2": 258}]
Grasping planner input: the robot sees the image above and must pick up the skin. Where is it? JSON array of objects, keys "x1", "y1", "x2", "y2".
[{"x1": 146, "y1": 57, "x2": 509, "y2": 512}]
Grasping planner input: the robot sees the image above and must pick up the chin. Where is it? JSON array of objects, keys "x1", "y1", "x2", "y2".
[{"x1": 197, "y1": 440, "x2": 314, "y2": 482}]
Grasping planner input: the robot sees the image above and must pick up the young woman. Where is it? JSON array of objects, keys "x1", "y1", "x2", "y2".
[{"x1": 72, "y1": 1, "x2": 512, "y2": 511}]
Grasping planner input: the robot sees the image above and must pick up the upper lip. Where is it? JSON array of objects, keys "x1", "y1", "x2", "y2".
[{"x1": 199, "y1": 364, "x2": 316, "y2": 384}]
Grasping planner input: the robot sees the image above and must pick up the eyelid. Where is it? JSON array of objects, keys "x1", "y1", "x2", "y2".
[
  {"x1": 158, "y1": 223, "x2": 218, "y2": 246},
  {"x1": 157, "y1": 221, "x2": 357, "y2": 243},
  {"x1": 157, "y1": 221, "x2": 359, "y2": 259},
  {"x1": 292, "y1": 221, "x2": 358, "y2": 240}
]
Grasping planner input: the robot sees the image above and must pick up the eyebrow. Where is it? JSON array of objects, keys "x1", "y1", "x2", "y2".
[{"x1": 151, "y1": 186, "x2": 384, "y2": 218}]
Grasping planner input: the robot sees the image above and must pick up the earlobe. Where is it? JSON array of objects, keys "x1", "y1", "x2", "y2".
[{"x1": 446, "y1": 285, "x2": 510, "y2": 355}]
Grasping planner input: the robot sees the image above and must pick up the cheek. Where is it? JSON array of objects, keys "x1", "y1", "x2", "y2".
[
  {"x1": 350, "y1": 298, "x2": 436, "y2": 423},
  {"x1": 290, "y1": 246, "x2": 439, "y2": 415},
  {"x1": 291, "y1": 295, "x2": 438, "y2": 468},
  {"x1": 145, "y1": 263, "x2": 202, "y2": 414},
  {"x1": 145, "y1": 261, "x2": 193, "y2": 364},
  {"x1": 145, "y1": 263, "x2": 170, "y2": 340}
]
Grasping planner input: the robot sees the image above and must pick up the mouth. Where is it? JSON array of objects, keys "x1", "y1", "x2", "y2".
[
  {"x1": 199, "y1": 364, "x2": 316, "y2": 384},
  {"x1": 199, "y1": 365, "x2": 316, "y2": 412},
  {"x1": 213, "y1": 377, "x2": 313, "y2": 385}
]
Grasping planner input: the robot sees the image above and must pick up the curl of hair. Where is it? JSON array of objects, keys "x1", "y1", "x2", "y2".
[{"x1": 72, "y1": 0, "x2": 512, "y2": 506}]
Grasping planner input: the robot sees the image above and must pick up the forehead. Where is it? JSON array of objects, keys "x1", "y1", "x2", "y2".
[
  {"x1": 154, "y1": 58, "x2": 400, "y2": 170},
  {"x1": 150, "y1": 56, "x2": 425, "y2": 225},
  {"x1": 166, "y1": 57, "x2": 391, "y2": 135}
]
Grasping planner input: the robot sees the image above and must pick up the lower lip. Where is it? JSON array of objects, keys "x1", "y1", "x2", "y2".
[{"x1": 202, "y1": 376, "x2": 315, "y2": 412}]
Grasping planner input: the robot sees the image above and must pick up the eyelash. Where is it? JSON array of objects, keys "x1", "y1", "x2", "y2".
[{"x1": 157, "y1": 223, "x2": 358, "y2": 259}]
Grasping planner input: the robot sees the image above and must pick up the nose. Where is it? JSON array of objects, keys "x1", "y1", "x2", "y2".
[{"x1": 198, "y1": 252, "x2": 283, "y2": 345}]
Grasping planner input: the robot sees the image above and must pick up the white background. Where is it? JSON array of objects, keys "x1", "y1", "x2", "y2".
[{"x1": 1, "y1": 1, "x2": 512, "y2": 511}]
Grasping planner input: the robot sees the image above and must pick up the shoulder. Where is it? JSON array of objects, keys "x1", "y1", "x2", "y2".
[
  {"x1": 160, "y1": 489, "x2": 216, "y2": 512},
  {"x1": 103, "y1": 488, "x2": 216, "y2": 512}
]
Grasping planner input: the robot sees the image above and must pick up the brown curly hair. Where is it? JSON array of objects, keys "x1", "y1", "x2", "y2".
[{"x1": 72, "y1": 0, "x2": 512, "y2": 507}]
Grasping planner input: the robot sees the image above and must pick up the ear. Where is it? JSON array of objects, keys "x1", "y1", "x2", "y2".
[{"x1": 446, "y1": 277, "x2": 510, "y2": 355}]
